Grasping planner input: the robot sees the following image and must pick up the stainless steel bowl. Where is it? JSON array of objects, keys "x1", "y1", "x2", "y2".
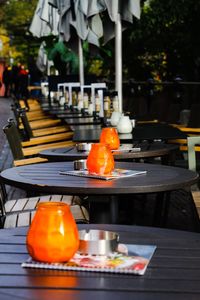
[
  {"x1": 78, "y1": 230, "x2": 119, "y2": 255},
  {"x1": 74, "y1": 159, "x2": 87, "y2": 170},
  {"x1": 76, "y1": 143, "x2": 93, "y2": 152}
]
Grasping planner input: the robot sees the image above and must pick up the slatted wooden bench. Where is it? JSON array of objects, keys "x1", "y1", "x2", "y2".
[{"x1": 2, "y1": 194, "x2": 89, "y2": 228}]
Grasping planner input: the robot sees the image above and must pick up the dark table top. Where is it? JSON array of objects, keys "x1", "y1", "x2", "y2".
[
  {"x1": 58, "y1": 113, "x2": 91, "y2": 119},
  {"x1": 39, "y1": 143, "x2": 178, "y2": 162},
  {"x1": 73, "y1": 127, "x2": 129, "y2": 142},
  {"x1": 1, "y1": 162, "x2": 197, "y2": 224},
  {"x1": 0, "y1": 161, "x2": 198, "y2": 195},
  {"x1": 64, "y1": 117, "x2": 102, "y2": 126},
  {"x1": 50, "y1": 109, "x2": 81, "y2": 115},
  {"x1": 49, "y1": 108, "x2": 92, "y2": 119},
  {"x1": 73, "y1": 123, "x2": 187, "y2": 143},
  {"x1": 1, "y1": 224, "x2": 200, "y2": 300}
]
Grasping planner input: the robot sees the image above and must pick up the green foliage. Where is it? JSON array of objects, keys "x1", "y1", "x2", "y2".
[
  {"x1": 2, "y1": 0, "x2": 200, "y2": 81},
  {"x1": 45, "y1": 40, "x2": 79, "y2": 74},
  {"x1": 0, "y1": 0, "x2": 39, "y2": 64},
  {"x1": 2, "y1": 0, "x2": 37, "y2": 32},
  {"x1": 124, "y1": 0, "x2": 200, "y2": 81}
]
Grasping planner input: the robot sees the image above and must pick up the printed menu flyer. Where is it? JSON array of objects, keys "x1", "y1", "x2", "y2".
[
  {"x1": 59, "y1": 168, "x2": 147, "y2": 180},
  {"x1": 22, "y1": 244, "x2": 156, "y2": 275}
]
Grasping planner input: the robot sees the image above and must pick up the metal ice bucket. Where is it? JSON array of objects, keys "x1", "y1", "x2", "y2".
[
  {"x1": 76, "y1": 143, "x2": 93, "y2": 152},
  {"x1": 78, "y1": 230, "x2": 119, "y2": 255},
  {"x1": 73, "y1": 159, "x2": 87, "y2": 170}
]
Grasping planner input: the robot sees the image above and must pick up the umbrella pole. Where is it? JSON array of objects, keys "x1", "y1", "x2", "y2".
[
  {"x1": 115, "y1": 13, "x2": 123, "y2": 113},
  {"x1": 78, "y1": 38, "x2": 84, "y2": 85}
]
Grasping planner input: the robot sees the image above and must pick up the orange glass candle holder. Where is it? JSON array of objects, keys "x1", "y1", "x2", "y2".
[
  {"x1": 100, "y1": 127, "x2": 120, "y2": 150},
  {"x1": 86, "y1": 143, "x2": 115, "y2": 175},
  {"x1": 26, "y1": 202, "x2": 79, "y2": 263}
]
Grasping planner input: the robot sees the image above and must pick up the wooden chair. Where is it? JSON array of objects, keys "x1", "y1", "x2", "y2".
[
  {"x1": 3, "y1": 120, "x2": 74, "y2": 166},
  {"x1": 168, "y1": 103, "x2": 200, "y2": 153},
  {"x1": 168, "y1": 128, "x2": 200, "y2": 152},
  {"x1": 187, "y1": 136, "x2": 200, "y2": 217},
  {"x1": 11, "y1": 104, "x2": 50, "y2": 122},
  {"x1": 12, "y1": 93, "x2": 43, "y2": 113},
  {"x1": 17, "y1": 109, "x2": 72, "y2": 141},
  {"x1": 13, "y1": 108, "x2": 73, "y2": 146},
  {"x1": 170, "y1": 104, "x2": 200, "y2": 140},
  {"x1": 20, "y1": 111, "x2": 62, "y2": 130},
  {"x1": 0, "y1": 183, "x2": 89, "y2": 228},
  {"x1": 11, "y1": 95, "x2": 63, "y2": 128},
  {"x1": 12, "y1": 106, "x2": 70, "y2": 139}
]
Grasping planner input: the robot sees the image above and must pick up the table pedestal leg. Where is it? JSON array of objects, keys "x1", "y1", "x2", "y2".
[
  {"x1": 88, "y1": 195, "x2": 119, "y2": 224},
  {"x1": 110, "y1": 196, "x2": 118, "y2": 224}
]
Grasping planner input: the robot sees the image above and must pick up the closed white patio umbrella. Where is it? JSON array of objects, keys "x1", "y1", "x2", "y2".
[
  {"x1": 48, "y1": 0, "x2": 103, "y2": 85},
  {"x1": 30, "y1": 0, "x2": 141, "y2": 100},
  {"x1": 86, "y1": 0, "x2": 141, "y2": 112},
  {"x1": 30, "y1": 0, "x2": 99, "y2": 84}
]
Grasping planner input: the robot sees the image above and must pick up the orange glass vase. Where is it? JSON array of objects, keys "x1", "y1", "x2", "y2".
[
  {"x1": 86, "y1": 143, "x2": 115, "y2": 175},
  {"x1": 26, "y1": 202, "x2": 79, "y2": 263},
  {"x1": 100, "y1": 127, "x2": 120, "y2": 150}
]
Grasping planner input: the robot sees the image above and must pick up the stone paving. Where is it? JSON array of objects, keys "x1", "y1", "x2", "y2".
[
  {"x1": 0, "y1": 97, "x2": 12, "y2": 150},
  {"x1": 0, "y1": 96, "x2": 26, "y2": 199}
]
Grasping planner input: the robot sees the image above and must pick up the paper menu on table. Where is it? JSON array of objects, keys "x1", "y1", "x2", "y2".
[
  {"x1": 112, "y1": 144, "x2": 141, "y2": 152},
  {"x1": 22, "y1": 244, "x2": 156, "y2": 275},
  {"x1": 59, "y1": 168, "x2": 147, "y2": 180}
]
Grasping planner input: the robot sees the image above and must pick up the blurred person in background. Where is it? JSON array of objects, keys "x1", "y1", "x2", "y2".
[
  {"x1": 11, "y1": 63, "x2": 21, "y2": 96},
  {"x1": 17, "y1": 65, "x2": 29, "y2": 99},
  {"x1": 2, "y1": 65, "x2": 12, "y2": 97}
]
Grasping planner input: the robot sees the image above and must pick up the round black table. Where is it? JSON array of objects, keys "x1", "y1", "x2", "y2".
[
  {"x1": 1, "y1": 224, "x2": 200, "y2": 300},
  {"x1": 73, "y1": 128, "x2": 130, "y2": 143},
  {"x1": 64, "y1": 117, "x2": 102, "y2": 126},
  {"x1": 1, "y1": 162, "x2": 198, "y2": 224},
  {"x1": 39, "y1": 142, "x2": 178, "y2": 163},
  {"x1": 73, "y1": 123, "x2": 187, "y2": 143}
]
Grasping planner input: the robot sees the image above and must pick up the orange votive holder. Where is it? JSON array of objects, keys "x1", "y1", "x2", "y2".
[
  {"x1": 100, "y1": 127, "x2": 120, "y2": 150},
  {"x1": 86, "y1": 143, "x2": 115, "y2": 175},
  {"x1": 26, "y1": 202, "x2": 79, "y2": 263}
]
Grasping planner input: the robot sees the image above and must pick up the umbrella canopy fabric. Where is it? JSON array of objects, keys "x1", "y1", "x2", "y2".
[
  {"x1": 30, "y1": 0, "x2": 140, "y2": 102},
  {"x1": 85, "y1": 0, "x2": 141, "y2": 112},
  {"x1": 30, "y1": 0, "x2": 90, "y2": 83},
  {"x1": 29, "y1": 0, "x2": 59, "y2": 38},
  {"x1": 49, "y1": 0, "x2": 102, "y2": 47},
  {"x1": 36, "y1": 41, "x2": 48, "y2": 73},
  {"x1": 47, "y1": 0, "x2": 104, "y2": 84}
]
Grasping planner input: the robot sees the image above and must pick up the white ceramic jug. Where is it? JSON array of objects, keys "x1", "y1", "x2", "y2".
[
  {"x1": 117, "y1": 115, "x2": 133, "y2": 133},
  {"x1": 110, "y1": 111, "x2": 121, "y2": 126}
]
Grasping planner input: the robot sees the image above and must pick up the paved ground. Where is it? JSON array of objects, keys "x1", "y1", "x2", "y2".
[
  {"x1": 0, "y1": 96, "x2": 26, "y2": 199},
  {"x1": 0, "y1": 97, "x2": 12, "y2": 149}
]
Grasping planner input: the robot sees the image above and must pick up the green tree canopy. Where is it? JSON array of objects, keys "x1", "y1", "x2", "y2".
[
  {"x1": 0, "y1": 0, "x2": 39, "y2": 64},
  {"x1": 123, "y1": 0, "x2": 200, "y2": 81},
  {"x1": 2, "y1": 0, "x2": 200, "y2": 80}
]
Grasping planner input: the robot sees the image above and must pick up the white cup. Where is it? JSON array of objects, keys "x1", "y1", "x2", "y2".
[
  {"x1": 131, "y1": 119, "x2": 136, "y2": 128},
  {"x1": 110, "y1": 111, "x2": 121, "y2": 126}
]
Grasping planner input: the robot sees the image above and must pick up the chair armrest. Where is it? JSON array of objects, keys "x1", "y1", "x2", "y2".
[
  {"x1": 14, "y1": 157, "x2": 48, "y2": 166},
  {"x1": 22, "y1": 132, "x2": 73, "y2": 147},
  {"x1": 32, "y1": 125, "x2": 70, "y2": 137},
  {"x1": 22, "y1": 140, "x2": 74, "y2": 156}
]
